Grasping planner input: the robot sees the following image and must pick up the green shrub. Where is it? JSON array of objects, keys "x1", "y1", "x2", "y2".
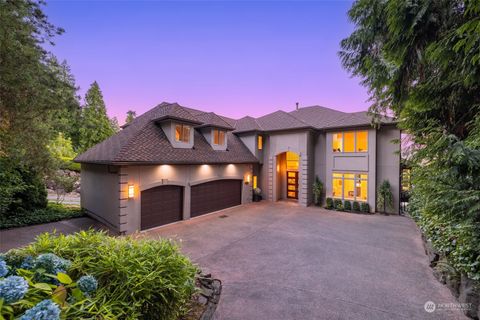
[
  {"x1": 0, "y1": 203, "x2": 84, "y2": 229},
  {"x1": 360, "y1": 202, "x2": 370, "y2": 213},
  {"x1": 343, "y1": 201, "x2": 352, "y2": 211},
  {"x1": 352, "y1": 201, "x2": 360, "y2": 212},
  {"x1": 325, "y1": 197, "x2": 333, "y2": 209},
  {"x1": 334, "y1": 199, "x2": 343, "y2": 211},
  {"x1": 16, "y1": 230, "x2": 198, "y2": 319},
  {"x1": 0, "y1": 159, "x2": 47, "y2": 215}
]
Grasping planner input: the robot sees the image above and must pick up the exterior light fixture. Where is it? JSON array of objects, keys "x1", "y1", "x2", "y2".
[
  {"x1": 128, "y1": 185, "x2": 135, "y2": 199},
  {"x1": 245, "y1": 174, "x2": 251, "y2": 185}
]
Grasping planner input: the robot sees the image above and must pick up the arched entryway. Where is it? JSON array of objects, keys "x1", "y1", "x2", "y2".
[{"x1": 275, "y1": 151, "x2": 300, "y2": 201}]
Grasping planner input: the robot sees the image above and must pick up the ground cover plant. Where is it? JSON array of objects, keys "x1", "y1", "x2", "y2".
[
  {"x1": 7, "y1": 230, "x2": 198, "y2": 319},
  {"x1": 0, "y1": 203, "x2": 84, "y2": 230}
]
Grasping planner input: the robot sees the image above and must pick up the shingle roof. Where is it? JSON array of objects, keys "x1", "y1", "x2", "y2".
[
  {"x1": 75, "y1": 102, "x2": 257, "y2": 164},
  {"x1": 76, "y1": 102, "x2": 396, "y2": 164},
  {"x1": 255, "y1": 110, "x2": 312, "y2": 131}
]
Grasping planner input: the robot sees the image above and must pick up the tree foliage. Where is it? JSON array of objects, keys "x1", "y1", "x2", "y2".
[
  {"x1": 78, "y1": 82, "x2": 117, "y2": 152},
  {"x1": 377, "y1": 180, "x2": 393, "y2": 214},
  {"x1": 341, "y1": 0, "x2": 480, "y2": 278},
  {"x1": 125, "y1": 110, "x2": 136, "y2": 124}
]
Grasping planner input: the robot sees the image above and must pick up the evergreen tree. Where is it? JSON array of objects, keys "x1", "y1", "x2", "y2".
[
  {"x1": 79, "y1": 82, "x2": 116, "y2": 152},
  {"x1": 125, "y1": 110, "x2": 136, "y2": 124}
]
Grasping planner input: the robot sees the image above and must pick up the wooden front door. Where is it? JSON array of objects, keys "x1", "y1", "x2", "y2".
[{"x1": 287, "y1": 171, "x2": 298, "y2": 199}]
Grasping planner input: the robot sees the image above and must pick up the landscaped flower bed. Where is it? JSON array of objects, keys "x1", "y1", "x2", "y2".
[
  {"x1": 324, "y1": 197, "x2": 371, "y2": 214},
  {"x1": 1, "y1": 230, "x2": 199, "y2": 319}
]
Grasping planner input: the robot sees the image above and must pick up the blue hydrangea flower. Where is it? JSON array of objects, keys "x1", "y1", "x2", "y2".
[
  {"x1": 20, "y1": 256, "x2": 35, "y2": 270},
  {"x1": 0, "y1": 275, "x2": 29, "y2": 303},
  {"x1": 20, "y1": 299, "x2": 60, "y2": 320},
  {"x1": 34, "y1": 253, "x2": 71, "y2": 274},
  {"x1": 77, "y1": 275, "x2": 97, "y2": 294},
  {"x1": 0, "y1": 260, "x2": 8, "y2": 277}
]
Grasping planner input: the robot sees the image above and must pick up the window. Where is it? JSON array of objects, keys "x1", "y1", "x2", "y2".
[
  {"x1": 332, "y1": 133, "x2": 343, "y2": 152},
  {"x1": 344, "y1": 132, "x2": 355, "y2": 152},
  {"x1": 253, "y1": 175, "x2": 258, "y2": 189},
  {"x1": 332, "y1": 172, "x2": 368, "y2": 201},
  {"x1": 286, "y1": 151, "x2": 299, "y2": 171},
  {"x1": 356, "y1": 131, "x2": 368, "y2": 152},
  {"x1": 213, "y1": 129, "x2": 225, "y2": 145},
  {"x1": 258, "y1": 135, "x2": 263, "y2": 150},
  {"x1": 175, "y1": 124, "x2": 191, "y2": 143},
  {"x1": 332, "y1": 130, "x2": 368, "y2": 153}
]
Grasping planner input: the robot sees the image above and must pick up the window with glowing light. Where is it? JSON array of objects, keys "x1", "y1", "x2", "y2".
[
  {"x1": 175, "y1": 124, "x2": 191, "y2": 142},
  {"x1": 213, "y1": 129, "x2": 225, "y2": 145},
  {"x1": 332, "y1": 172, "x2": 367, "y2": 201},
  {"x1": 332, "y1": 131, "x2": 368, "y2": 153},
  {"x1": 286, "y1": 151, "x2": 299, "y2": 171},
  {"x1": 258, "y1": 135, "x2": 263, "y2": 150},
  {"x1": 253, "y1": 175, "x2": 258, "y2": 189}
]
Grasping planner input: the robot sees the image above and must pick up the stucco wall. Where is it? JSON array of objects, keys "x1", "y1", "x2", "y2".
[
  {"x1": 376, "y1": 126, "x2": 401, "y2": 214},
  {"x1": 80, "y1": 164, "x2": 120, "y2": 232},
  {"x1": 262, "y1": 130, "x2": 313, "y2": 206},
  {"x1": 325, "y1": 128, "x2": 377, "y2": 212},
  {"x1": 120, "y1": 164, "x2": 253, "y2": 233},
  {"x1": 313, "y1": 132, "x2": 327, "y2": 202}
]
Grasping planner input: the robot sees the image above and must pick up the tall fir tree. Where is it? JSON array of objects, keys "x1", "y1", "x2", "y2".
[
  {"x1": 79, "y1": 82, "x2": 116, "y2": 152},
  {"x1": 125, "y1": 110, "x2": 136, "y2": 124}
]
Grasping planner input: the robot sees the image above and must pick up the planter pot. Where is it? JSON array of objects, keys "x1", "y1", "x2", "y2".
[{"x1": 253, "y1": 194, "x2": 262, "y2": 202}]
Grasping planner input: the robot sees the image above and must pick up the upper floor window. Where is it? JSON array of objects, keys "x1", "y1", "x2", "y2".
[
  {"x1": 175, "y1": 124, "x2": 191, "y2": 143},
  {"x1": 213, "y1": 129, "x2": 225, "y2": 145},
  {"x1": 258, "y1": 135, "x2": 263, "y2": 150},
  {"x1": 332, "y1": 130, "x2": 368, "y2": 153}
]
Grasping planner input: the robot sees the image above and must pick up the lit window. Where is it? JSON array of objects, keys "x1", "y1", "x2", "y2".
[
  {"x1": 332, "y1": 133, "x2": 342, "y2": 152},
  {"x1": 253, "y1": 175, "x2": 258, "y2": 189},
  {"x1": 344, "y1": 132, "x2": 355, "y2": 152},
  {"x1": 175, "y1": 124, "x2": 191, "y2": 143},
  {"x1": 213, "y1": 129, "x2": 225, "y2": 145},
  {"x1": 258, "y1": 135, "x2": 263, "y2": 150},
  {"x1": 286, "y1": 151, "x2": 299, "y2": 171},
  {"x1": 356, "y1": 131, "x2": 368, "y2": 152},
  {"x1": 332, "y1": 172, "x2": 368, "y2": 201}
]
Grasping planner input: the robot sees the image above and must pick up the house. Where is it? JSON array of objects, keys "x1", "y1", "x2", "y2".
[{"x1": 75, "y1": 102, "x2": 400, "y2": 234}]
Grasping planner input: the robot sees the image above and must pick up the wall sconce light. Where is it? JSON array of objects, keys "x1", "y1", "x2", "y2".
[
  {"x1": 128, "y1": 184, "x2": 135, "y2": 199},
  {"x1": 245, "y1": 174, "x2": 251, "y2": 185}
]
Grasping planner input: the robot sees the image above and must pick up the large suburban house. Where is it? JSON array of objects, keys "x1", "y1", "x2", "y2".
[{"x1": 75, "y1": 102, "x2": 400, "y2": 234}]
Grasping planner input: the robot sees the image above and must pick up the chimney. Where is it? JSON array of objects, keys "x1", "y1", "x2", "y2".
[{"x1": 296, "y1": 102, "x2": 299, "y2": 110}]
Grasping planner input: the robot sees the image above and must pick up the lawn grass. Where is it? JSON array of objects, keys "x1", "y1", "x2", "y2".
[{"x1": 0, "y1": 203, "x2": 84, "y2": 229}]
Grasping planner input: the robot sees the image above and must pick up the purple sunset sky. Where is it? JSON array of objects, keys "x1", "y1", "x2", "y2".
[{"x1": 44, "y1": 1, "x2": 369, "y2": 124}]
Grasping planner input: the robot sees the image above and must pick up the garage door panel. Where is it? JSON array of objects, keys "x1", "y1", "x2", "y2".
[
  {"x1": 191, "y1": 179, "x2": 242, "y2": 217},
  {"x1": 141, "y1": 185, "x2": 183, "y2": 230}
]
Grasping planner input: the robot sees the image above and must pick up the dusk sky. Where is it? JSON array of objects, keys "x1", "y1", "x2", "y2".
[{"x1": 44, "y1": 1, "x2": 369, "y2": 123}]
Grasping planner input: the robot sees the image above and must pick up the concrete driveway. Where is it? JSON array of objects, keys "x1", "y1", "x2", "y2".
[{"x1": 145, "y1": 201, "x2": 467, "y2": 320}]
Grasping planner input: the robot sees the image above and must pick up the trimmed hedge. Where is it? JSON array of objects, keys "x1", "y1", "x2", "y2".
[
  {"x1": 326, "y1": 198, "x2": 333, "y2": 209},
  {"x1": 360, "y1": 202, "x2": 370, "y2": 213},
  {"x1": 0, "y1": 203, "x2": 84, "y2": 229},
  {"x1": 334, "y1": 199, "x2": 343, "y2": 211},
  {"x1": 352, "y1": 201, "x2": 360, "y2": 212},
  {"x1": 343, "y1": 201, "x2": 352, "y2": 211}
]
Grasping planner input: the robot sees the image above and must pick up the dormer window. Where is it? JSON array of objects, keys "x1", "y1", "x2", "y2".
[
  {"x1": 175, "y1": 124, "x2": 191, "y2": 143},
  {"x1": 213, "y1": 129, "x2": 225, "y2": 145}
]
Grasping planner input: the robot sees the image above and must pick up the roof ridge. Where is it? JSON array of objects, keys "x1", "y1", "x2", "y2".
[{"x1": 279, "y1": 109, "x2": 312, "y2": 127}]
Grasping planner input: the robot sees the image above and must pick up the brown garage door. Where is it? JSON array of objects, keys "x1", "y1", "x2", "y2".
[
  {"x1": 191, "y1": 179, "x2": 242, "y2": 217},
  {"x1": 141, "y1": 185, "x2": 183, "y2": 230}
]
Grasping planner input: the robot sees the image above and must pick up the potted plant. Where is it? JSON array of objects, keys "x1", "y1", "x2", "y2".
[
  {"x1": 312, "y1": 176, "x2": 323, "y2": 206},
  {"x1": 253, "y1": 188, "x2": 262, "y2": 202}
]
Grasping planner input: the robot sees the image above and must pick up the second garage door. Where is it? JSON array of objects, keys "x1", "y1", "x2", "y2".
[
  {"x1": 141, "y1": 185, "x2": 183, "y2": 230},
  {"x1": 191, "y1": 179, "x2": 242, "y2": 217}
]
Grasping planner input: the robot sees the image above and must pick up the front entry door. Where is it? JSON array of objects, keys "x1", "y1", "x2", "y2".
[{"x1": 287, "y1": 171, "x2": 298, "y2": 199}]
